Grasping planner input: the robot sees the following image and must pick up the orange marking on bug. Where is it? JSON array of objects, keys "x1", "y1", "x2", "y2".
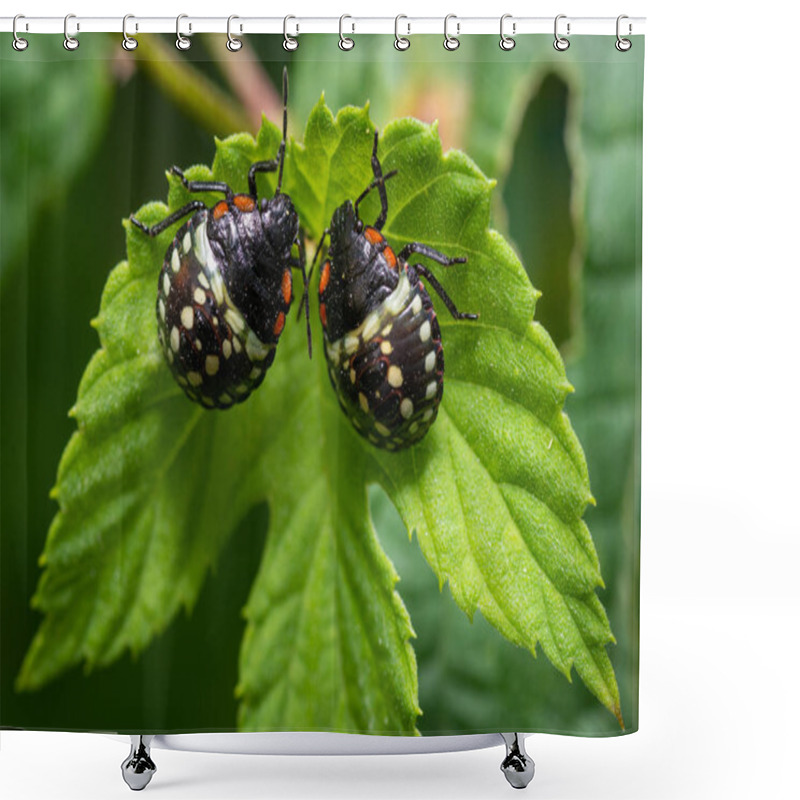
[
  {"x1": 213, "y1": 201, "x2": 229, "y2": 220},
  {"x1": 364, "y1": 227, "x2": 383, "y2": 246},
  {"x1": 273, "y1": 312, "x2": 286, "y2": 336},
  {"x1": 319, "y1": 303, "x2": 327, "y2": 328},
  {"x1": 233, "y1": 195, "x2": 256, "y2": 212},
  {"x1": 383, "y1": 246, "x2": 397, "y2": 269},
  {"x1": 282, "y1": 269, "x2": 292, "y2": 305},
  {"x1": 319, "y1": 261, "x2": 331, "y2": 294}
]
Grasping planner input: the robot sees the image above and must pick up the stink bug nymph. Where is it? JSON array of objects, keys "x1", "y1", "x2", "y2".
[
  {"x1": 315, "y1": 131, "x2": 478, "y2": 450},
  {"x1": 130, "y1": 68, "x2": 309, "y2": 410}
]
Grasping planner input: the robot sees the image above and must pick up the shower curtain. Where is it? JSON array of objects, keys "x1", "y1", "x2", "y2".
[{"x1": 0, "y1": 30, "x2": 643, "y2": 739}]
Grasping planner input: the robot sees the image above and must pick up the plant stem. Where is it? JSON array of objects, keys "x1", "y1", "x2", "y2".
[{"x1": 133, "y1": 35, "x2": 251, "y2": 137}]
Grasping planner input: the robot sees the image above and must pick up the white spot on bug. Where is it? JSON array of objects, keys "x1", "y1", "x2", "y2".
[
  {"x1": 170, "y1": 326, "x2": 180, "y2": 353},
  {"x1": 200, "y1": 396, "x2": 215, "y2": 408},
  {"x1": 235, "y1": 383, "x2": 250, "y2": 395},
  {"x1": 167, "y1": 349, "x2": 174, "y2": 364},
  {"x1": 197, "y1": 271, "x2": 210, "y2": 290},
  {"x1": 423, "y1": 408, "x2": 434, "y2": 421},
  {"x1": 368, "y1": 434, "x2": 380, "y2": 444},
  {"x1": 171, "y1": 249, "x2": 180, "y2": 273},
  {"x1": 176, "y1": 375, "x2": 188, "y2": 387},
  {"x1": 158, "y1": 299, "x2": 166, "y2": 322},
  {"x1": 224, "y1": 307, "x2": 246, "y2": 336},
  {"x1": 249, "y1": 366, "x2": 262, "y2": 380},
  {"x1": 411, "y1": 294, "x2": 423, "y2": 315},
  {"x1": 187, "y1": 371, "x2": 203, "y2": 387},
  {"x1": 381, "y1": 324, "x2": 393, "y2": 337},
  {"x1": 375, "y1": 422, "x2": 391, "y2": 437},
  {"x1": 400, "y1": 398, "x2": 414, "y2": 419},
  {"x1": 182, "y1": 232, "x2": 192, "y2": 252},
  {"x1": 425, "y1": 351, "x2": 436, "y2": 372},
  {"x1": 209, "y1": 269, "x2": 225, "y2": 306},
  {"x1": 163, "y1": 273, "x2": 171, "y2": 296},
  {"x1": 344, "y1": 333, "x2": 360, "y2": 354},
  {"x1": 359, "y1": 393, "x2": 369, "y2": 412},
  {"x1": 181, "y1": 306, "x2": 194, "y2": 330},
  {"x1": 419, "y1": 320, "x2": 431, "y2": 342},
  {"x1": 222, "y1": 339, "x2": 232, "y2": 359},
  {"x1": 380, "y1": 340, "x2": 393, "y2": 355},
  {"x1": 194, "y1": 287, "x2": 206, "y2": 305},
  {"x1": 350, "y1": 368, "x2": 356, "y2": 384},
  {"x1": 192, "y1": 223, "x2": 221, "y2": 284},
  {"x1": 212, "y1": 316, "x2": 219, "y2": 328},
  {"x1": 245, "y1": 330, "x2": 270, "y2": 361},
  {"x1": 232, "y1": 336, "x2": 242, "y2": 354},
  {"x1": 219, "y1": 392, "x2": 233, "y2": 405},
  {"x1": 194, "y1": 339, "x2": 202, "y2": 351},
  {"x1": 409, "y1": 421, "x2": 419, "y2": 434},
  {"x1": 425, "y1": 381, "x2": 437, "y2": 399},
  {"x1": 205, "y1": 355, "x2": 220, "y2": 376},
  {"x1": 384, "y1": 272, "x2": 411, "y2": 316},
  {"x1": 362, "y1": 310, "x2": 381, "y2": 341},
  {"x1": 352, "y1": 417, "x2": 363, "y2": 430},
  {"x1": 387, "y1": 365, "x2": 403, "y2": 388}
]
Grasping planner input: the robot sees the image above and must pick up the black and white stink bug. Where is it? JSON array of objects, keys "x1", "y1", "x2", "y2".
[
  {"x1": 130, "y1": 68, "x2": 308, "y2": 410},
  {"x1": 315, "y1": 131, "x2": 478, "y2": 450}
]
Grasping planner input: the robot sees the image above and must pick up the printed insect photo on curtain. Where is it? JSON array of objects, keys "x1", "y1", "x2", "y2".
[{"x1": 0, "y1": 31, "x2": 642, "y2": 740}]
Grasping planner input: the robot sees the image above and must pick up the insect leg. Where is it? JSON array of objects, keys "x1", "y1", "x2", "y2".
[
  {"x1": 415, "y1": 264, "x2": 479, "y2": 321},
  {"x1": 247, "y1": 161, "x2": 279, "y2": 197},
  {"x1": 290, "y1": 234, "x2": 312, "y2": 358},
  {"x1": 398, "y1": 242, "x2": 467, "y2": 267},
  {"x1": 170, "y1": 166, "x2": 235, "y2": 201},
  {"x1": 129, "y1": 200, "x2": 208, "y2": 237},
  {"x1": 354, "y1": 170, "x2": 398, "y2": 228}
]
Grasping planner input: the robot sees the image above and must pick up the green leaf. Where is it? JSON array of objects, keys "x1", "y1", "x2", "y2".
[{"x1": 20, "y1": 95, "x2": 620, "y2": 729}]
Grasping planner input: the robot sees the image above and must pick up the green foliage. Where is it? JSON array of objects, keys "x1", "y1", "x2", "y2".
[
  {"x1": 18, "y1": 97, "x2": 620, "y2": 729},
  {"x1": 0, "y1": 37, "x2": 113, "y2": 283}
]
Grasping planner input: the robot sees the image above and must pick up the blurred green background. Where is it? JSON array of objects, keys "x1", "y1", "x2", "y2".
[{"x1": 0, "y1": 34, "x2": 642, "y2": 734}]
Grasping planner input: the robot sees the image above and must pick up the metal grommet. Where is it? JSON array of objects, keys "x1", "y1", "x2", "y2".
[
  {"x1": 227, "y1": 15, "x2": 243, "y2": 52},
  {"x1": 443, "y1": 14, "x2": 460, "y2": 51},
  {"x1": 283, "y1": 15, "x2": 298, "y2": 51},
  {"x1": 553, "y1": 14, "x2": 570, "y2": 51},
  {"x1": 12, "y1": 15, "x2": 28, "y2": 51},
  {"x1": 615, "y1": 14, "x2": 632, "y2": 51},
  {"x1": 339, "y1": 15, "x2": 354, "y2": 51},
  {"x1": 122, "y1": 14, "x2": 138, "y2": 51},
  {"x1": 499, "y1": 14, "x2": 516, "y2": 51},
  {"x1": 63, "y1": 13, "x2": 79, "y2": 51},
  {"x1": 176, "y1": 14, "x2": 191, "y2": 51},
  {"x1": 394, "y1": 14, "x2": 410, "y2": 51}
]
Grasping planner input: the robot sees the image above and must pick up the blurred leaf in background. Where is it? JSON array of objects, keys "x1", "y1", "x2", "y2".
[{"x1": 0, "y1": 37, "x2": 113, "y2": 284}]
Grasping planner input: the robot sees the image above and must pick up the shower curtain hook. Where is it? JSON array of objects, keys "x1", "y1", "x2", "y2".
[
  {"x1": 227, "y1": 15, "x2": 243, "y2": 52},
  {"x1": 553, "y1": 14, "x2": 570, "y2": 51},
  {"x1": 443, "y1": 14, "x2": 460, "y2": 51},
  {"x1": 176, "y1": 14, "x2": 191, "y2": 51},
  {"x1": 339, "y1": 15, "x2": 355, "y2": 50},
  {"x1": 283, "y1": 15, "x2": 298, "y2": 51},
  {"x1": 394, "y1": 15, "x2": 410, "y2": 51},
  {"x1": 122, "y1": 15, "x2": 138, "y2": 51},
  {"x1": 63, "y1": 14, "x2": 79, "y2": 51},
  {"x1": 499, "y1": 14, "x2": 516, "y2": 50},
  {"x1": 12, "y1": 15, "x2": 28, "y2": 51},
  {"x1": 615, "y1": 14, "x2": 632, "y2": 51}
]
